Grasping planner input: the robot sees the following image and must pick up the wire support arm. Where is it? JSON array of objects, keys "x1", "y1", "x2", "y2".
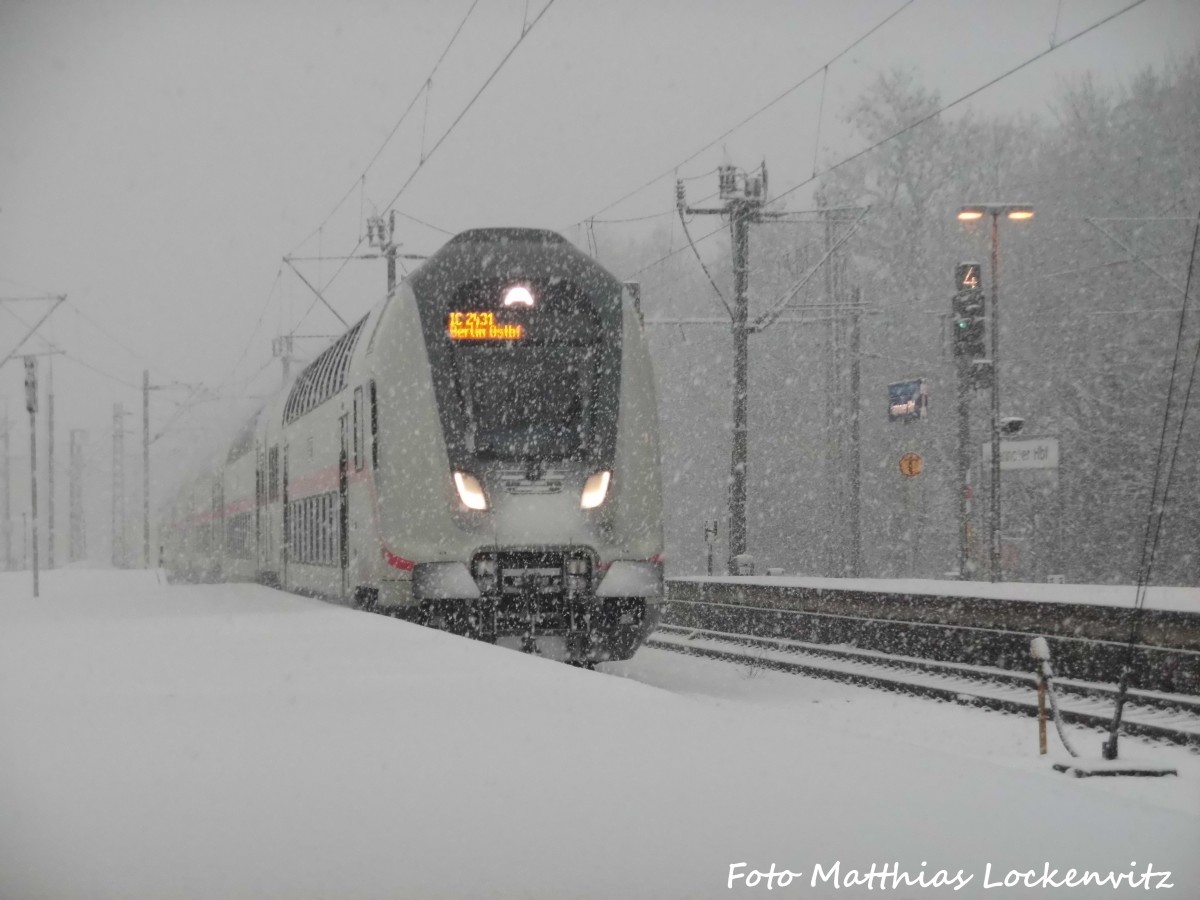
[
  {"x1": 282, "y1": 257, "x2": 349, "y2": 328},
  {"x1": 752, "y1": 207, "x2": 869, "y2": 333},
  {"x1": 1085, "y1": 218, "x2": 1190, "y2": 298},
  {"x1": 0, "y1": 295, "x2": 66, "y2": 368}
]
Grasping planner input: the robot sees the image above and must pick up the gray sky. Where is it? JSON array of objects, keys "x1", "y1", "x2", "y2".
[{"x1": 2, "y1": 0, "x2": 1197, "y2": 454}]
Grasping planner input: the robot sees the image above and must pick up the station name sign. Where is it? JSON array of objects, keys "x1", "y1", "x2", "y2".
[{"x1": 981, "y1": 437, "x2": 1059, "y2": 470}]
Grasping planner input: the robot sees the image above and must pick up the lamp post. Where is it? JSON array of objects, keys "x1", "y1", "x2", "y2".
[{"x1": 957, "y1": 203, "x2": 1033, "y2": 582}]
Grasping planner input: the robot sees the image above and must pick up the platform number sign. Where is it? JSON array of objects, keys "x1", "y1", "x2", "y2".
[{"x1": 955, "y1": 262, "x2": 981, "y2": 292}]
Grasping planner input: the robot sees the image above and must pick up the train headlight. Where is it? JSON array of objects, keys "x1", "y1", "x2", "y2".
[
  {"x1": 580, "y1": 470, "x2": 611, "y2": 509},
  {"x1": 502, "y1": 284, "x2": 535, "y2": 307},
  {"x1": 453, "y1": 472, "x2": 488, "y2": 510}
]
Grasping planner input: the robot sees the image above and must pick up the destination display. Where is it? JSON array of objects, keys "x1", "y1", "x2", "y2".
[{"x1": 447, "y1": 311, "x2": 525, "y2": 341}]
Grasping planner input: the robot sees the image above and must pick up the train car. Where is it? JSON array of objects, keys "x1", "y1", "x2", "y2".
[{"x1": 162, "y1": 227, "x2": 664, "y2": 664}]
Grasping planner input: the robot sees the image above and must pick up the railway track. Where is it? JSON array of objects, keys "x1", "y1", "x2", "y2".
[
  {"x1": 663, "y1": 598, "x2": 1200, "y2": 695},
  {"x1": 647, "y1": 624, "x2": 1200, "y2": 751}
]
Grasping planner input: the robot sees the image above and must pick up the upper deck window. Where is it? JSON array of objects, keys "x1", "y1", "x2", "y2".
[{"x1": 283, "y1": 316, "x2": 367, "y2": 425}]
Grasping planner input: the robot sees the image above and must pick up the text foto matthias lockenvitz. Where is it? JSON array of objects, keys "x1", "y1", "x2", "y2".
[{"x1": 727, "y1": 860, "x2": 1174, "y2": 891}]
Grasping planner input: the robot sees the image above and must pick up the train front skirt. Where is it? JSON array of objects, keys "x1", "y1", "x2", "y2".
[{"x1": 412, "y1": 550, "x2": 662, "y2": 663}]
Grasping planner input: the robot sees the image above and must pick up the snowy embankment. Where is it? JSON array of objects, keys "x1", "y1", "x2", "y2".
[
  {"x1": 1, "y1": 570, "x2": 1197, "y2": 899},
  {"x1": 672, "y1": 575, "x2": 1200, "y2": 613}
]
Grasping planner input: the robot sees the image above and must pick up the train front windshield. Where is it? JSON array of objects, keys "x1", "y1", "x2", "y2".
[
  {"x1": 412, "y1": 236, "x2": 626, "y2": 472},
  {"x1": 458, "y1": 345, "x2": 593, "y2": 461}
]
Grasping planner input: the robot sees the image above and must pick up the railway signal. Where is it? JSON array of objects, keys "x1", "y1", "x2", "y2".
[{"x1": 952, "y1": 261, "x2": 985, "y2": 362}]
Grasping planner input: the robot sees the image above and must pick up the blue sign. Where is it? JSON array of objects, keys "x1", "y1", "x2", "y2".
[{"x1": 888, "y1": 379, "x2": 928, "y2": 423}]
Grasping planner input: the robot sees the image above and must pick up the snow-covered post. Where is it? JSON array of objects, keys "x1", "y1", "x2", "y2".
[
  {"x1": 1031, "y1": 636, "x2": 1050, "y2": 755},
  {"x1": 1032, "y1": 636, "x2": 1078, "y2": 758}
]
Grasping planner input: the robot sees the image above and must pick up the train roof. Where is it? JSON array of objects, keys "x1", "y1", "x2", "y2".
[
  {"x1": 446, "y1": 227, "x2": 568, "y2": 246},
  {"x1": 409, "y1": 227, "x2": 623, "y2": 299}
]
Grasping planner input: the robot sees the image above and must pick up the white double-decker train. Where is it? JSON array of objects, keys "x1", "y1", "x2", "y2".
[{"x1": 163, "y1": 228, "x2": 664, "y2": 663}]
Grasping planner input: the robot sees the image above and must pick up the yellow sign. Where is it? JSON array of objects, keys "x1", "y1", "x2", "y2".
[
  {"x1": 447, "y1": 311, "x2": 524, "y2": 341},
  {"x1": 899, "y1": 453, "x2": 923, "y2": 478}
]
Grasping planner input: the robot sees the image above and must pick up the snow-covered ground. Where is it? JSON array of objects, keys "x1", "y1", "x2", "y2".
[
  {"x1": 673, "y1": 575, "x2": 1200, "y2": 613},
  {"x1": 1, "y1": 569, "x2": 1197, "y2": 899}
]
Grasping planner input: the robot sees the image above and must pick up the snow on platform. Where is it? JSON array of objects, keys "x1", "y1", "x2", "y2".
[
  {"x1": 1, "y1": 570, "x2": 1197, "y2": 899},
  {"x1": 671, "y1": 574, "x2": 1200, "y2": 613}
]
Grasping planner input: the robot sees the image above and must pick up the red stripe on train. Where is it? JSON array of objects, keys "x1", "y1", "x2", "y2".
[{"x1": 383, "y1": 548, "x2": 416, "y2": 571}]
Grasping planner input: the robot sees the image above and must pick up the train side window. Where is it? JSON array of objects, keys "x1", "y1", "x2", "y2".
[
  {"x1": 304, "y1": 501, "x2": 314, "y2": 564},
  {"x1": 369, "y1": 380, "x2": 379, "y2": 471},
  {"x1": 317, "y1": 495, "x2": 324, "y2": 565},
  {"x1": 353, "y1": 386, "x2": 364, "y2": 471},
  {"x1": 268, "y1": 446, "x2": 279, "y2": 502},
  {"x1": 325, "y1": 494, "x2": 331, "y2": 565},
  {"x1": 326, "y1": 493, "x2": 334, "y2": 565},
  {"x1": 313, "y1": 496, "x2": 321, "y2": 565},
  {"x1": 321, "y1": 494, "x2": 329, "y2": 565},
  {"x1": 328, "y1": 493, "x2": 336, "y2": 565},
  {"x1": 306, "y1": 498, "x2": 314, "y2": 564},
  {"x1": 322, "y1": 494, "x2": 331, "y2": 566}
]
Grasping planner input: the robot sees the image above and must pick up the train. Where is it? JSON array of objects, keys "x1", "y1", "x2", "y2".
[{"x1": 162, "y1": 227, "x2": 665, "y2": 664}]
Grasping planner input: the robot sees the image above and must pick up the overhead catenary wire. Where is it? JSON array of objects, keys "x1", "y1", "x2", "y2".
[
  {"x1": 291, "y1": 0, "x2": 558, "y2": 328},
  {"x1": 677, "y1": 204, "x2": 731, "y2": 318},
  {"x1": 65, "y1": 300, "x2": 186, "y2": 385},
  {"x1": 572, "y1": 0, "x2": 916, "y2": 228},
  {"x1": 217, "y1": 267, "x2": 284, "y2": 389},
  {"x1": 60, "y1": 352, "x2": 144, "y2": 392},
  {"x1": 2, "y1": 302, "x2": 146, "y2": 390},
  {"x1": 764, "y1": 0, "x2": 1150, "y2": 212},
  {"x1": 1103, "y1": 211, "x2": 1200, "y2": 759},
  {"x1": 1131, "y1": 214, "x2": 1200, "y2": 612},
  {"x1": 811, "y1": 65, "x2": 828, "y2": 180},
  {"x1": 288, "y1": 0, "x2": 482, "y2": 257},
  {"x1": 622, "y1": 0, "x2": 1149, "y2": 281},
  {"x1": 377, "y1": 0, "x2": 557, "y2": 217}
]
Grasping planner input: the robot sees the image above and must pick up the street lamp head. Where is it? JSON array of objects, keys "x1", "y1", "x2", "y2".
[{"x1": 957, "y1": 203, "x2": 1034, "y2": 222}]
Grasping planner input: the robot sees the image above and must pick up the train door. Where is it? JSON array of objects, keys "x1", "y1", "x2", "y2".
[
  {"x1": 255, "y1": 446, "x2": 266, "y2": 575},
  {"x1": 266, "y1": 444, "x2": 279, "y2": 584},
  {"x1": 211, "y1": 476, "x2": 224, "y2": 582},
  {"x1": 281, "y1": 444, "x2": 289, "y2": 589},
  {"x1": 339, "y1": 413, "x2": 349, "y2": 599}
]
